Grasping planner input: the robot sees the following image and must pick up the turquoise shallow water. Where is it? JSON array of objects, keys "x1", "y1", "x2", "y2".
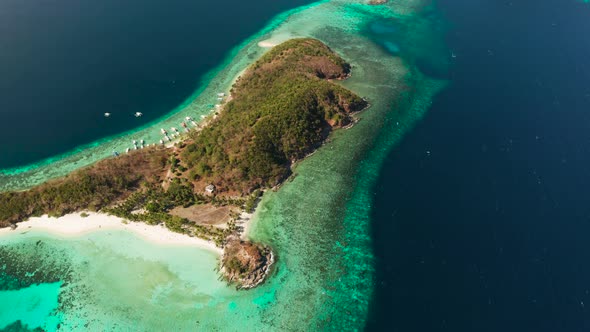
[
  {"x1": 0, "y1": 230, "x2": 230, "y2": 331},
  {"x1": 0, "y1": 0, "x2": 448, "y2": 330},
  {"x1": 0, "y1": 282, "x2": 62, "y2": 330},
  {"x1": 0, "y1": 3, "x2": 313, "y2": 192}
]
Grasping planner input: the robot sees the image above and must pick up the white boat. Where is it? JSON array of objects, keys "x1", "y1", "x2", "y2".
[
  {"x1": 135, "y1": 112, "x2": 143, "y2": 117},
  {"x1": 104, "y1": 113, "x2": 111, "y2": 117},
  {"x1": 140, "y1": 139, "x2": 145, "y2": 145},
  {"x1": 160, "y1": 139, "x2": 164, "y2": 145},
  {"x1": 132, "y1": 140, "x2": 137, "y2": 145},
  {"x1": 125, "y1": 148, "x2": 130, "y2": 153},
  {"x1": 161, "y1": 128, "x2": 167, "y2": 135},
  {"x1": 171, "y1": 127, "x2": 178, "y2": 132},
  {"x1": 217, "y1": 92, "x2": 225, "y2": 97}
]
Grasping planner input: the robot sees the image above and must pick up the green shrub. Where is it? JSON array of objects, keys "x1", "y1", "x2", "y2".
[{"x1": 181, "y1": 38, "x2": 366, "y2": 193}]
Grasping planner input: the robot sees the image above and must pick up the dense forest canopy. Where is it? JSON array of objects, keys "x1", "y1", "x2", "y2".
[
  {"x1": 0, "y1": 38, "x2": 366, "y2": 230},
  {"x1": 181, "y1": 38, "x2": 367, "y2": 193},
  {"x1": 0, "y1": 149, "x2": 167, "y2": 227}
]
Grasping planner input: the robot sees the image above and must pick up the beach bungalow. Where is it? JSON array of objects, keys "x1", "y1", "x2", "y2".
[{"x1": 205, "y1": 184, "x2": 216, "y2": 195}]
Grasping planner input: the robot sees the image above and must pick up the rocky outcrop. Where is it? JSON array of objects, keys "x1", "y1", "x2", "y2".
[{"x1": 220, "y1": 237, "x2": 274, "y2": 289}]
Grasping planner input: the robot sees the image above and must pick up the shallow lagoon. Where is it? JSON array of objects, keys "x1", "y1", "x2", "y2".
[{"x1": 0, "y1": 230, "x2": 229, "y2": 331}]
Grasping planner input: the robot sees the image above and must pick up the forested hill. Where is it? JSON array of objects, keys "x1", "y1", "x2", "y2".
[
  {"x1": 181, "y1": 38, "x2": 367, "y2": 193},
  {"x1": 0, "y1": 39, "x2": 366, "y2": 230}
]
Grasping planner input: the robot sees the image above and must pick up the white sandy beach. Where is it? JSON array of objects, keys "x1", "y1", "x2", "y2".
[
  {"x1": 0, "y1": 212, "x2": 222, "y2": 254},
  {"x1": 239, "y1": 211, "x2": 255, "y2": 240},
  {"x1": 257, "y1": 32, "x2": 295, "y2": 48},
  {"x1": 257, "y1": 40, "x2": 278, "y2": 48}
]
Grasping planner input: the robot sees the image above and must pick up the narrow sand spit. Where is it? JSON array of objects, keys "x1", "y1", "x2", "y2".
[
  {"x1": 257, "y1": 40, "x2": 277, "y2": 48},
  {"x1": 0, "y1": 212, "x2": 222, "y2": 254}
]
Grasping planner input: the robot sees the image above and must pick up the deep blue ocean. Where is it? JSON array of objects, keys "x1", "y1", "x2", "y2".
[
  {"x1": 367, "y1": 0, "x2": 590, "y2": 331},
  {"x1": 0, "y1": 0, "x2": 313, "y2": 169}
]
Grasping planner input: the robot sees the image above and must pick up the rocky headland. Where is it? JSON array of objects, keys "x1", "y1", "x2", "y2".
[{"x1": 220, "y1": 237, "x2": 274, "y2": 289}]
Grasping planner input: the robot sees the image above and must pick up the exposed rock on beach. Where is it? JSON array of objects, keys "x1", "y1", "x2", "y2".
[{"x1": 221, "y1": 237, "x2": 274, "y2": 289}]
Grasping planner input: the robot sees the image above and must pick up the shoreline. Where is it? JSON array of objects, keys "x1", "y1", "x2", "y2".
[
  {"x1": 0, "y1": 38, "x2": 360, "y2": 290},
  {"x1": 0, "y1": 0, "x2": 448, "y2": 329},
  {"x1": 0, "y1": 21, "x2": 277, "y2": 193},
  {"x1": 0, "y1": 212, "x2": 222, "y2": 254},
  {"x1": 239, "y1": 211, "x2": 256, "y2": 240}
]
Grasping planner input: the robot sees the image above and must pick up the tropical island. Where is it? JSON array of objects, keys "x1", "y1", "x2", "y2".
[{"x1": 0, "y1": 38, "x2": 367, "y2": 289}]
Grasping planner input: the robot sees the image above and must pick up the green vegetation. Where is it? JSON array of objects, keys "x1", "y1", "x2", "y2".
[
  {"x1": 104, "y1": 180, "x2": 236, "y2": 246},
  {"x1": 221, "y1": 238, "x2": 273, "y2": 288},
  {"x1": 0, "y1": 149, "x2": 167, "y2": 228},
  {"x1": 181, "y1": 38, "x2": 366, "y2": 193},
  {"x1": 0, "y1": 39, "x2": 364, "y2": 252},
  {"x1": 244, "y1": 189, "x2": 262, "y2": 213}
]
